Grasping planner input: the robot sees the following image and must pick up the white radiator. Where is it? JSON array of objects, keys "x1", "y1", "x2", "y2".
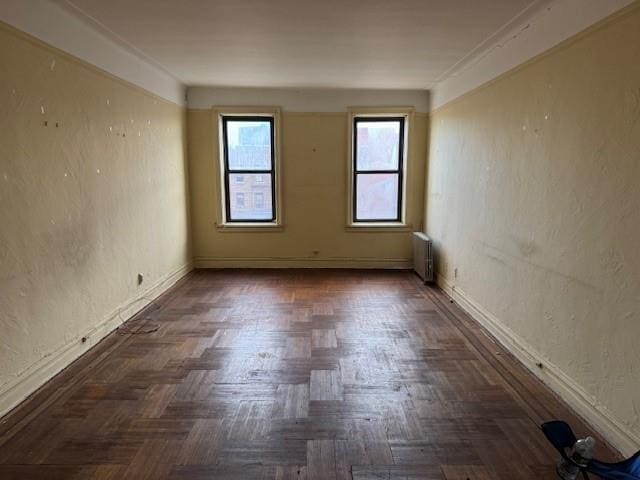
[{"x1": 412, "y1": 232, "x2": 434, "y2": 283}]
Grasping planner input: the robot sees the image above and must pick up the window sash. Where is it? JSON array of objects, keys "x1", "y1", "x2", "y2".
[
  {"x1": 222, "y1": 116, "x2": 276, "y2": 222},
  {"x1": 352, "y1": 117, "x2": 405, "y2": 222}
]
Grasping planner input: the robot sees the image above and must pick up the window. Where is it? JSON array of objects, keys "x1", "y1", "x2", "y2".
[
  {"x1": 254, "y1": 192, "x2": 265, "y2": 209},
  {"x1": 221, "y1": 116, "x2": 276, "y2": 222},
  {"x1": 352, "y1": 116, "x2": 405, "y2": 222}
]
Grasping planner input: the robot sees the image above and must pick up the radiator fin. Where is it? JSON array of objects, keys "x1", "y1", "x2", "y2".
[{"x1": 413, "y1": 232, "x2": 434, "y2": 283}]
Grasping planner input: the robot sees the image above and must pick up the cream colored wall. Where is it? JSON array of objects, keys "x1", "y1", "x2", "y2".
[
  {"x1": 188, "y1": 109, "x2": 428, "y2": 268},
  {"x1": 426, "y1": 5, "x2": 640, "y2": 454},
  {"x1": 0, "y1": 24, "x2": 191, "y2": 415}
]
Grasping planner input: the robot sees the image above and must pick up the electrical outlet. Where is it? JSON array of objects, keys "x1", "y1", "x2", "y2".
[{"x1": 454, "y1": 267, "x2": 458, "y2": 279}]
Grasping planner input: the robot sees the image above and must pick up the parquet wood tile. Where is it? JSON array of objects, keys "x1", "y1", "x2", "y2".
[{"x1": 0, "y1": 269, "x2": 620, "y2": 479}]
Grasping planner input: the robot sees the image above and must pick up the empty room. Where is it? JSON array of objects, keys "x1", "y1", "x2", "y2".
[{"x1": 1, "y1": 0, "x2": 639, "y2": 479}]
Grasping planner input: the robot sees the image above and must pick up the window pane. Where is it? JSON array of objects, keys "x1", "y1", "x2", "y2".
[
  {"x1": 356, "y1": 173, "x2": 399, "y2": 220},
  {"x1": 356, "y1": 120, "x2": 401, "y2": 171},
  {"x1": 226, "y1": 120, "x2": 272, "y2": 170},
  {"x1": 228, "y1": 173, "x2": 273, "y2": 220}
]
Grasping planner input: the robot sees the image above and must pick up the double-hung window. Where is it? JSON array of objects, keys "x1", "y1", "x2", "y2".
[
  {"x1": 352, "y1": 116, "x2": 406, "y2": 223},
  {"x1": 221, "y1": 115, "x2": 276, "y2": 223}
]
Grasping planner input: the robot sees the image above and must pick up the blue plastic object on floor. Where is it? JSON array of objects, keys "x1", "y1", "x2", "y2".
[{"x1": 541, "y1": 421, "x2": 640, "y2": 480}]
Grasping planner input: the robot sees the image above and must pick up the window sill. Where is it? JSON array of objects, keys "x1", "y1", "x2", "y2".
[
  {"x1": 345, "y1": 223, "x2": 413, "y2": 232},
  {"x1": 215, "y1": 222, "x2": 283, "y2": 233}
]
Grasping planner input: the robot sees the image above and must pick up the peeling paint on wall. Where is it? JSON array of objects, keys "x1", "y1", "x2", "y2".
[
  {"x1": 0, "y1": 24, "x2": 190, "y2": 410},
  {"x1": 426, "y1": 6, "x2": 640, "y2": 453}
]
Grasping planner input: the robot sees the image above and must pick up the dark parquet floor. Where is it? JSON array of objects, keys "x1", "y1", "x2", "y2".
[{"x1": 0, "y1": 269, "x2": 618, "y2": 479}]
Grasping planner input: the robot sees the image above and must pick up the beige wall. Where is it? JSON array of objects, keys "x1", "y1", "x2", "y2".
[
  {"x1": 426, "y1": 5, "x2": 640, "y2": 454},
  {"x1": 4, "y1": 0, "x2": 637, "y2": 456},
  {"x1": 188, "y1": 109, "x2": 428, "y2": 268},
  {"x1": 0, "y1": 24, "x2": 191, "y2": 415}
]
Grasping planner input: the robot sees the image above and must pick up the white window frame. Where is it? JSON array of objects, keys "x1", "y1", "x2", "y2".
[
  {"x1": 347, "y1": 107, "x2": 413, "y2": 229},
  {"x1": 213, "y1": 106, "x2": 283, "y2": 230}
]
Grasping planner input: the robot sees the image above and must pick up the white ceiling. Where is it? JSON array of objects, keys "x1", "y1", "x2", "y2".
[{"x1": 54, "y1": 0, "x2": 545, "y2": 89}]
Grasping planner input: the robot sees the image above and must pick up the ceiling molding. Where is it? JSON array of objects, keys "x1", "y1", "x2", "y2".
[
  {"x1": 0, "y1": 0, "x2": 185, "y2": 105},
  {"x1": 187, "y1": 87, "x2": 430, "y2": 113},
  {"x1": 40, "y1": 0, "x2": 541, "y2": 91},
  {"x1": 52, "y1": 0, "x2": 183, "y2": 84},
  {"x1": 432, "y1": 0, "x2": 554, "y2": 85},
  {"x1": 431, "y1": 0, "x2": 636, "y2": 111},
  {"x1": 3, "y1": 0, "x2": 629, "y2": 110}
]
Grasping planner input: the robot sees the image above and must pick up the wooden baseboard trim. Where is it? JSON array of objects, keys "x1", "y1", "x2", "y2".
[
  {"x1": 436, "y1": 274, "x2": 640, "y2": 457},
  {"x1": 0, "y1": 262, "x2": 194, "y2": 420},
  {"x1": 194, "y1": 256, "x2": 412, "y2": 269}
]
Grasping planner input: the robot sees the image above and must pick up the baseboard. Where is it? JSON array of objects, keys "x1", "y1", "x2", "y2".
[
  {"x1": 194, "y1": 256, "x2": 412, "y2": 269},
  {"x1": 0, "y1": 261, "x2": 193, "y2": 419},
  {"x1": 436, "y1": 274, "x2": 640, "y2": 457}
]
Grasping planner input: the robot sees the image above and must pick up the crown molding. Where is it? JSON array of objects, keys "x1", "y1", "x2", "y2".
[
  {"x1": 0, "y1": 0, "x2": 185, "y2": 105},
  {"x1": 188, "y1": 87, "x2": 430, "y2": 113},
  {"x1": 431, "y1": 0, "x2": 636, "y2": 111}
]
